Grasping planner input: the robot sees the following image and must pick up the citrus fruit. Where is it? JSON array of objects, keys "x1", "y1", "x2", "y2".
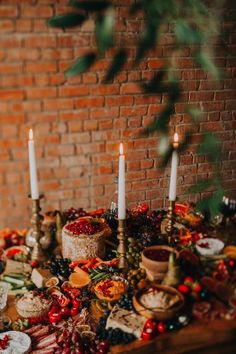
[{"x1": 69, "y1": 271, "x2": 90, "y2": 288}]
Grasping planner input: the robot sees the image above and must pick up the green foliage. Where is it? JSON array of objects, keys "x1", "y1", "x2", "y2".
[
  {"x1": 195, "y1": 51, "x2": 221, "y2": 80},
  {"x1": 47, "y1": 13, "x2": 86, "y2": 28},
  {"x1": 196, "y1": 188, "x2": 224, "y2": 217},
  {"x1": 104, "y1": 48, "x2": 127, "y2": 83},
  {"x1": 198, "y1": 132, "x2": 220, "y2": 163},
  {"x1": 95, "y1": 10, "x2": 114, "y2": 53},
  {"x1": 69, "y1": 0, "x2": 111, "y2": 12},
  {"x1": 65, "y1": 53, "x2": 96, "y2": 77}
]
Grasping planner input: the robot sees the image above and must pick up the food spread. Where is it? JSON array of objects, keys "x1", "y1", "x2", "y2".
[{"x1": 0, "y1": 202, "x2": 235, "y2": 353}]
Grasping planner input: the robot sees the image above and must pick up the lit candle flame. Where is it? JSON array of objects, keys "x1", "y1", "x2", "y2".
[
  {"x1": 119, "y1": 142, "x2": 124, "y2": 155},
  {"x1": 174, "y1": 132, "x2": 179, "y2": 143},
  {"x1": 29, "y1": 129, "x2": 34, "y2": 140}
]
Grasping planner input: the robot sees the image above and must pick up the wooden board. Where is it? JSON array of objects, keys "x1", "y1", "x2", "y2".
[{"x1": 4, "y1": 296, "x2": 236, "y2": 354}]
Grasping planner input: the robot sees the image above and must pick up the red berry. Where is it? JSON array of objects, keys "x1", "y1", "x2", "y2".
[
  {"x1": 145, "y1": 319, "x2": 157, "y2": 331},
  {"x1": 229, "y1": 260, "x2": 235, "y2": 267},
  {"x1": 184, "y1": 276, "x2": 194, "y2": 286},
  {"x1": 141, "y1": 330, "x2": 153, "y2": 341},
  {"x1": 178, "y1": 284, "x2": 190, "y2": 294},
  {"x1": 72, "y1": 298, "x2": 81, "y2": 308},
  {"x1": 192, "y1": 281, "x2": 202, "y2": 293},
  {"x1": 156, "y1": 321, "x2": 166, "y2": 334},
  {"x1": 60, "y1": 306, "x2": 70, "y2": 317},
  {"x1": 48, "y1": 311, "x2": 61, "y2": 324},
  {"x1": 70, "y1": 306, "x2": 80, "y2": 317}
]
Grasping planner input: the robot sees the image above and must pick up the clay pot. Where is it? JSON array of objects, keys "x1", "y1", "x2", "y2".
[{"x1": 141, "y1": 245, "x2": 177, "y2": 276}]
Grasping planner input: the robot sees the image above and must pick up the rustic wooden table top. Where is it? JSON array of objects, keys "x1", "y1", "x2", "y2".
[{"x1": 4, "y1": 295, "x2": 236, "y2": 354}]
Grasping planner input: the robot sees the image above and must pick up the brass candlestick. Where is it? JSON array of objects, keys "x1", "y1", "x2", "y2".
[
  {"x1": 30, "y1": 197, "x2": 45, "y2": 262},
  {"x1": 117, "y1": 219, "x2": 128, "y2": 270},
  {"x1": 166, "y1": 200, "x2": 176, "y2": 235}
]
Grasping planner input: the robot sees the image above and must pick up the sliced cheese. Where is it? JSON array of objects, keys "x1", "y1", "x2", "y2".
[
  {"x1": 31, "y1": 268, "x2": 53, "y2": 288},
  {"x1": 106, "y1": 306, "x2": 146, "y2": 338}
]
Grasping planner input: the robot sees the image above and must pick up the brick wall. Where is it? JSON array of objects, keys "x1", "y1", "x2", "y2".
[{"x1": 0, "y1": 0, "x2": 235, "y2": 228}]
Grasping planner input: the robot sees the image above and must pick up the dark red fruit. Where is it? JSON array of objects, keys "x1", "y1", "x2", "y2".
[
  {"x1": 72, "y1": 298, "x2": 81, "y2": 308},
  {"x1": 141, "y1": 330, "x2": 153, "y2": 341},
  {"x1": 60, "y1": 306, "x2": 70, "y2": 317},
  {"x1": 70, "y1": 306, "x2": 80, "y2": 317},
  {"x1": 156, "y1": 321, "x2": 166, "y2": 334},
  {"x1": 178, "y1": 284, "x2": 190, "y2": 294}
]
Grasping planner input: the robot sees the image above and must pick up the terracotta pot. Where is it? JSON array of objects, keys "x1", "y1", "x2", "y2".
[{"x1": 141, "y1": 245, "x2": 177, "y2": 275}]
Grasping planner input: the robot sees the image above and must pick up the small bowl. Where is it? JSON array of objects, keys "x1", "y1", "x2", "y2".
[
  {"x1": 93, "y1": 276, "x2": 128, "y2": 302},
  {"x1": 142, "y1": 245, "x2": 177, "y2": 275},
  {"x1": 196, "y1": 238, "x2": 224, "y2": 256},
  {"x1": 133, "y1": 284, "x2": 184, "y2": 321}
]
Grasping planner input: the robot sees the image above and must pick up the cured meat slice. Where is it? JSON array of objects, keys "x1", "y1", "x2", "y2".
[
  {"x1": 31, "y1": 325, "x2": 50, "y2": 339},
  {"x1": 24, "y1": 324, "x2": 43, "y2": 335},
  {"x1": 31, "y1": 349, "x2": 54, "y2": 354},
  {"x1": 35, "y1": 332, "x2": 57, "y2": 349}
]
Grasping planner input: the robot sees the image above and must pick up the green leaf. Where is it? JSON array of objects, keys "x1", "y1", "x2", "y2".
[
  {"x1": 135, "y1": 22, "x2": 157, "y2": 63},
  {"x1": 104, "y1": 48, "x2": 127, "y2": 83},
  {"x1": 65, "y1": 52, "x2": 96, "y2": 77},
  {"x1": 69, "y1": 0, "x2": 111, "y2": 12},
  {"x1": 198, "y1": 132, "x2": 220, "y2": 163},
  {"x1": 142, "y1": 69, "x2": 167, "y2": 94},
  {"x1": 189, "y1": 179, "x2": 213, "y2": 194},
  {"x1": 186, "y1": 106, "x2": 201, "y2": 123},
  {"x1": 175, "y1": 19, "x2": 203, "y2": 44},
  {"x1": 196, "y1": 188, "x2": 224, "y2": 217},
  {"x1": 195, "y1": 51, "x2": 220, "y2": 80},
  {"x1": 47, "y1": 13, "x2": 86, "y2": 29},
  {"x1": 145, "y1": 103, "x2": 174, "y2": 134},
  {"x1": 95, "y1": 11, "x2": 114, "y2": 53}
]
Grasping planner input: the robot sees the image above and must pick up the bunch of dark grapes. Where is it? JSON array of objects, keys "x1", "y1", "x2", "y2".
[
  {"x1": 137, "y1": 225, "x2": 157, "y2": 248},
  {"x1": 48, "y1": 258, "x2": 72, "y2": 280},
  {"x1": 96, "y1": 311, "x2": 110, "y2": 340},
  {"x1": 63, "y1": 207, "x2": 87, "y2": 222},
  {"x1": 80, "y1": 287, "x2": 93, "y2": 308},
  {"x1": 116, "y1": 288, "x2": 134, "y2": 310},
  {"x1": 148, "y1": 209, "x2": 166, "y2": 231},
  {"x1": 105, "y1": 328, "x2": 136, "y2": 345}
]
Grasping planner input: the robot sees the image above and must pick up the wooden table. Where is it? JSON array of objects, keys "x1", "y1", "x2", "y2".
[{"x1": 4, "y1": 296, "x2": 236, "y2": 354}]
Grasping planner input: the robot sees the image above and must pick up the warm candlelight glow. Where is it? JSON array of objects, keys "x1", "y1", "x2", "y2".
[
  {"x1": 29, "y1": 128, "x2": 33, "y2": 140},
  {"x1": 119, "y1": 142, "x2": 124, "y2": 155},
  {"x1": 174, "y1": 132, "x2": 179, "y2": 143}
]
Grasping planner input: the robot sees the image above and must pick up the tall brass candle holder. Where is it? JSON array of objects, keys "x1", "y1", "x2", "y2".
[
  {"x1": 166, "y1": 200, "x2": 176, "y2": 235},
  {"x1": 30, "y1": 196, "x2": 46, "y2": 262},
  {"x1": 117, "y1": 219, "x2": 128, "y2": 270}
]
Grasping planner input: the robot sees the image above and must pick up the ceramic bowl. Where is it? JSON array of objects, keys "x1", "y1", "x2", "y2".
[
  {"x1": 141, "y1": 245, "x2": 177, "y2": 275},
  {"x1": 133, "y1": 284, "x2": 184, "y2": 321},
  {"x1": 196, "y1": 238, "x2": 224, "y2": 256}
]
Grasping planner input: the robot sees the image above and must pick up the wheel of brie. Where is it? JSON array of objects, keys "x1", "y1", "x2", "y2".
[{"x1": 0, "y1": 331, "x2": 31, "y2": 354}]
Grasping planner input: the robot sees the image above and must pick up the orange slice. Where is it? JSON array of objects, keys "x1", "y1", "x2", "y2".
[
  {"x1": 74, "y1": 266, "x2": 89, "y2": 275},
  {"x1": 69, "y1": 271, "x2": 91, "y2": 288}
]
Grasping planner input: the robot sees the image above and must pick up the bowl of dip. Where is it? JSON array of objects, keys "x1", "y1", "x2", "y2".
[{"x1": 141, "y1": 245, "x2": 177, "y2": 276}]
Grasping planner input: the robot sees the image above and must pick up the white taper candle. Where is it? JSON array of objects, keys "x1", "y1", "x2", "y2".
[
  {"x1": 118, "y1": 143, "x2": 126, "y2": 219},
  {"x1": 168, "y1": 133, "x2": 179, "y2": 201},
  {"x1": 28, "y1": 129, "x2": 39, "y2": 200}
]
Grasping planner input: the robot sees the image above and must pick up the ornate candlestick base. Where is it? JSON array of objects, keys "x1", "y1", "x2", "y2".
[
  {"x1": 30, "y1": 197, "x2": 46, "y2": 262},
  {"x1": 117, "y1": 219, "x2": 128, "y2": 270},
  {"x1": 166, "y1": 200, "x2": 176, "y2": 234}
]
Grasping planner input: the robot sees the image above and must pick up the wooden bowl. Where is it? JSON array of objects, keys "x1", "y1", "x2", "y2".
[
  {"x1": 141, "y1": 245, "x2": 177, "y2": 274},
  {"x1": 133, "y1": 284, "x2": 184, "y2": 321}
]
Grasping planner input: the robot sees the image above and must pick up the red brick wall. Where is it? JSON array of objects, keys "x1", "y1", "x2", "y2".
[{"x1": 0, "y1": 0, "x2": 235, "y2": 228}]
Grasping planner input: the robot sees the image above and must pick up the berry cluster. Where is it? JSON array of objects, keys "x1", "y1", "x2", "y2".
[
  {"x1": 65, "y1": 219, "x2": 103, "y2": 236},
  {"x1": 63, "y1": 207, "x2": 87, "y2": 222},
  {"x1": 116, "y1": 288, "x2": 134, "y2": 310},
  {"x1": 0, "y1": 335, "x2": 9, "y2": 350},
  {"x1": 48, "y1": 258, "x2": 72, "y2": 280}
]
